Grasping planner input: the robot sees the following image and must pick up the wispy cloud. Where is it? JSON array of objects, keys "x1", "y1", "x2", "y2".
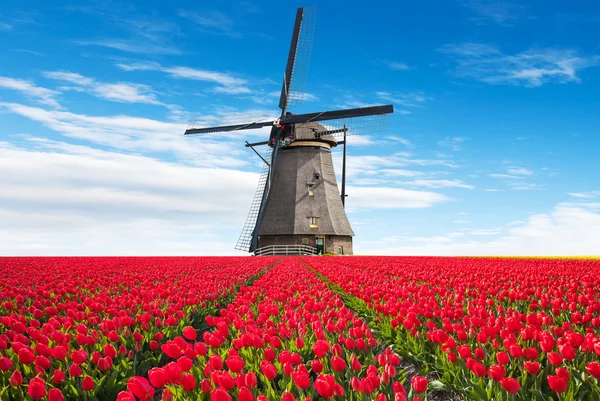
[
  {"x1": 380, "y1": 60, "x2": 412, "y2": 71},
  {"x1": 178, "y1": 10, "x2": 237, "y2": 37},
  {"x1": 399, "y1": 179, "x2": 474, "y2": 189},
  {"x1": 116, "y1": 62, "x2": 250, "y2": 94},
  {"x1": 569, "y1": 191, "x2": 600, "y2": 199},
  {"x1": 347, "y1": 186, "x2": 449, "y2": 210},
  {"x1": 68, "y1": 5, "x2": 183, "y2": 55},
  {"x1": 76, "y1": 39, "x2": 183, "y2": 55},
  {"x1": 489, "y1": 166, "x2": 543, "y2": 190},
  {"x1": 439, "y1": 43, "x2": 599, "y2": 87},
  {"x1": 438, "y1": 136, "x2": 466, "y2": 151},
  {"x1": 0, "y1": 100, "x2": 273, "y2": 166},
  {"x1": 0, "y1": 77, "x2": 60, "y2": 108},
  {"x1": 0, "y1": 22, "x2": 12, "y2": 31},
  {"x1": 44, "y1": 71, "x2": 163, "y2": 105},
  {"x1": 462, "y1": 1, "x2": 527, "y2": 26},
  {"x1": 385, "y1": 136, "x2": 412, "y2": 146},
  {"x1": 376, "y1": 91, "x2": 428, "y2": 108},
  {"x1": 506, "y1": 166, "x2": 533, "y2": 176}
]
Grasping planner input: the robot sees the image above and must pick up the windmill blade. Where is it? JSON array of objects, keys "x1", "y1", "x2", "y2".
[
  {"x1": 185, "y1": 120, "x2": 274, "y2": 135},
  {"x1": 278, "y1": 7, "x2": 316, "y2": 113},
  {"x1": 235, "y1": 146, "x2": 273, "y2": 253},
  {"x1": 293, "y1": 104, "x2": 394, "y2": 139},
  {"x1": 185, "y1": 110, "x2": 276, "y2": 135},
  {"x1": 282, "y1": 104, "x2": 393, "y2": 125}
]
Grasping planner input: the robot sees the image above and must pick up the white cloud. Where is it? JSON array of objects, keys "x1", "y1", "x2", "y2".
[
  {"x1": 399, "y1": 179, "x2": 474, "y2": 189},
  {"x1": 116, "y1": 62, "x2": 250, "y2": 94},
  {"x1": 0, "y1": 22, "x2": 13, "y2": 31},
  {"x1": 462, "y1": 1, "x2": 527, "y2": 26},
  {"x1": 347, "y1": 186, "x2": 449, "y2": 209},
  {"x1": 357, "y1": 202, "x2": 600, "y2": 256},
  {"x1": 76, "y1": 39, "x2": 183, "y2": 55},
  {"x1": 489, "y1": 173, "x2": 520, "y2": 179},
  {"x1": 383, "y1": 61, "x2": 412, "y2": 71},
  {"x1": 0, "y1": 77, "x2": 61, "y2": 108},
  {"x1": 0, "y1": 102, "x2": 260, "y2": 167},
  {"x1": 507, "y1": 166, "x2": 533, "y2": 176},
  {"x1": 470, "y1": 229, "x2": 500, "y2": 236},
  {"x1": 44, "y1": 70, "x2": 163, "y2": 105},
  {"x1": 453, "y1": 220, "x2": 471, "y2": 224},
  {"x1": 386, "y1": 136, "x2": 412, "y2": 146},
  {"x1": 440, "y1": 43, "x2": 599, "y2": 87},
  {"x1": 376, "y1": 91, "x2": 428, "y2": 107},
  {"x1": 178, "y1": 10, "x2": 237, "y2": 37},
  {"x1": 569, "y1": 191, "x2": 600, "y2": 199},
  {"x1": 438, "y1": 136, "x2": 467, "y2": 151},
  {"x1": 0, "y1": 139, "x2": 258, "y2": 255}
]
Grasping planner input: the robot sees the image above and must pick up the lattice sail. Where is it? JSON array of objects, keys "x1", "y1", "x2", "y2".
[
  {"x1": 286, "y1": 6, "x2": 316, "y2": 110},
  {"x1": 235, "y1": 147, "x2": 273, "y2": 253},
  {"x1": 186, "y1": 110, "x2": 275, "y2": 134},
  {"x1": 296, "y1": 112, "x2": 391, "y2": 139}
]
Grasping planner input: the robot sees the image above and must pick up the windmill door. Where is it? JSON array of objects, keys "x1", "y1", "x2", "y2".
[{"x1": 316, "y1": 237, "x2": 324, "y2": 255}]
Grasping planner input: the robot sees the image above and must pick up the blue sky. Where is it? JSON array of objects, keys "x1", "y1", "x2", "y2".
[{"x1": 0, "y1": 0, "x2": 599, "y2": 255}]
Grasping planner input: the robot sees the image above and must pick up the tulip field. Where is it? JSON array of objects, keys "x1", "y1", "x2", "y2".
[{"x1": 1, "y1": 257, "x2": 600, "y2": 401}]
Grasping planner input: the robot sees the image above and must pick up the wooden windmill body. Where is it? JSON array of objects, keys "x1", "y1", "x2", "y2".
[
  {"x1": 258, "y1": 124, "x2": 354, "y2": 255},
  {"x1": 185, "y1": 7, "x2": 394, "y2": 255}
]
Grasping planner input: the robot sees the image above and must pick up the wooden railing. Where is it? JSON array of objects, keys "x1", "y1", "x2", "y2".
[{"x1": 254, "y1": 245, "x2": 318, "y2": 256}]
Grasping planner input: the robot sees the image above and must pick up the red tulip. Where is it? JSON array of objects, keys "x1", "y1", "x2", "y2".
[
  {"x1": 48, "y1": 388, "x2": 65, "y2": 401},
  {"x1": 28, "y1": 377, "x2": 47, "y2": 400},
  {"x1": 411, "y1": 376, "x2": 428, "y2": 393},
  {"x1": 331, "y1": 356, "x2": 346, "y2": 371},
  {"x1": 313, "y1": 340, "x2": 330, "y2": 358},
  {"x1": 488, "y1": 364, "x2": 505, "y2": 381},
  {"x1": 239, "y1": 386, "x2": 254, "y2": 401},
  {"x1": 547, "y1": 375, "x2": 568, "y2": 393},
  {"x1": 127, "y1": 376, "x2": 155, "y2": 401},
  {"x1": 0, "y1": 356, "x2": 13, "y2": 371},
  {"x1": 226, "y1": 355, "x2": 245, "y2": 373},
  {"x1": 292, "y1": 371, "x2": 311, "y2": 389},
  {"x1": 82, "y1": 376, "x2": 95, "y2": 391},
  {"x1": 183, "y1": 326, "x2": 197, "y2": 340},
  {"x1": 314, "y1": 375, "x2": 336, "y2": 397},
  {"x1": 500, "y1": 378, "x2": 520, "y2": 394},
  {"x1": 211, "y1": 388, "x2": 233, "y2": 401},
  {"x1": 260, "y1": 360, "x2": 277, "y2": 380},
  {"x1": 555, "y1": 367, "x2": 570, "y2": 382},
  {"x1": 282, "y1": 392, "x2": 295, "y2": 401},
  {"x1": 496, "y1": 351, "x2": 510, "y2": 365},
  {"x1": 524, "y1": 361, "x2": 540, "y2": 375},
  {"x1": 548, "y1": 352, "x2": 563, "y2": 366},
  {"x1": 18, "y1": 347, "x2": 35, "y2": 364},
  {"x1": 116, "y1": 391, "x2": 136, "y2": 401},
  {"x1": 69, "y1": 363, "x2": 82, "y2": 377},
  {"x1": 10, "y1": 370, "x2": 23, "y2": 386},
  {"x1": 181, "y1": 373, "x2": 196, "y2": 391},
  {"x1": 149, "y1": 367, "x2": 167, "y2": 388},
  {"x1": 586, "y1": 362, "x2": 600, "y2": 379}
]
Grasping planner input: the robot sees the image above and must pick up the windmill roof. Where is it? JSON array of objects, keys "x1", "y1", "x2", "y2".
[{"x1": 293, "y1": 122, "x2": 338, "y2": 147}]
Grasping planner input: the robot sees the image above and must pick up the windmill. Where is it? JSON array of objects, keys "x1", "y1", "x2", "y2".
[{"x1": 185, "y1": 7, "x2": 394, "y2": 255}]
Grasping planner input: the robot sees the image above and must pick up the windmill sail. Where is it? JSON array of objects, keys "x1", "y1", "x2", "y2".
[
  {"x1": 279, "y1": 7, "x2": 316, "y2": 113},
  {"x1": 235, "y1": 147, "x2": 273, "y2": 252}
]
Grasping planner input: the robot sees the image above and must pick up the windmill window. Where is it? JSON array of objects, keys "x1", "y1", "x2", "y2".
[
  {"x1": 309, "y1": 217, "x2": 319, "y2": 228},
  {"x1": 302, "y1": 238, "x2": 309, "y2": 245},
  {"x1": 307, "y1": 184, "x2": 314, "y2": 196}
]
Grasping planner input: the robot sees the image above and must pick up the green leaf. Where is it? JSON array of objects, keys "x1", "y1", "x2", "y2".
[{"x1": 429, "y1": 380, "x2": 447, "y2": 391}]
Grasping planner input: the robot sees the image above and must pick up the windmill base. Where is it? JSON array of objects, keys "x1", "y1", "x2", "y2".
[{"x1": 258, "y1": 235, "x2": 353, "y2": 255}]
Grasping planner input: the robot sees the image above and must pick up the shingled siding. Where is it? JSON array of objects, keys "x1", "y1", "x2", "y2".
[
  {"x1": 258, "y1": 145, "x2": 354, "y2": 237},
  {"x1": 258, "y1": 234, "x2": 353, "y2": 255}
]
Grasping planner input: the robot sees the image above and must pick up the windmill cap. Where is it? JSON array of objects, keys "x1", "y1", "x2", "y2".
[{"x1": 293, "y1": 121, "x2": 338, "y2": 147}]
